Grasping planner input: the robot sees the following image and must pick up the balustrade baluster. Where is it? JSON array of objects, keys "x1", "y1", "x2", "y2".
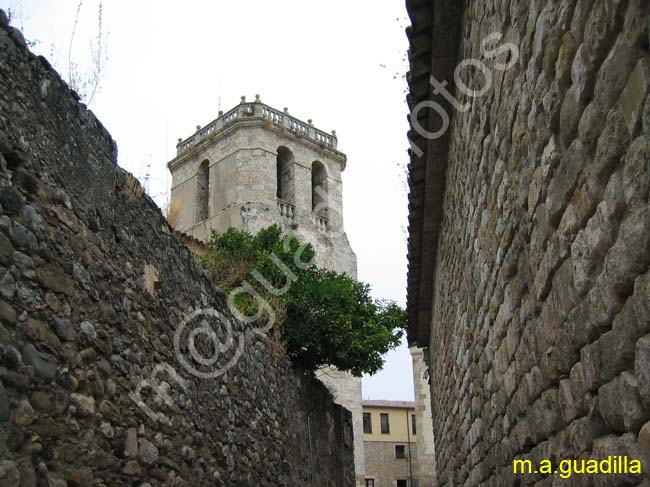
[{"x1": 176, "y1": 103, "x2": 341, "y2": 157}]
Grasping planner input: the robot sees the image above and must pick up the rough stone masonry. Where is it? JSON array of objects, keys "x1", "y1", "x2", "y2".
[
  {"x1": 0, "y1": 11, "x2": 355, "y2": 486},
  {"x1": 167, "y1": 95, "x2": 367, "y2": 485},
  {"x1": 406, "y1": 0, "x2": 650, "y2": 485}
]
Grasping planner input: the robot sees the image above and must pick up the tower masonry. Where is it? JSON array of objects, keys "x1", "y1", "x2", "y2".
[{"x1": 167, "y1": 95, "x2": 365, "y2": 484}]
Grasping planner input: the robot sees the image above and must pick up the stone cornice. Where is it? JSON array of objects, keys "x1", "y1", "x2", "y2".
[{"x1": 168, "y1": 99, "x2": 347, "y2": 171}]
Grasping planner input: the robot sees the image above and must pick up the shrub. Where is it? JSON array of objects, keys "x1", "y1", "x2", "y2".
[{"x1": 201, "y1": 225, "x2": 405, "y2": 376}]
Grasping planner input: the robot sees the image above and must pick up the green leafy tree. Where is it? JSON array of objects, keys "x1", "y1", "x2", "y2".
[{"x1": 201, "y1": 225, "x2": 405, "y2": 376}]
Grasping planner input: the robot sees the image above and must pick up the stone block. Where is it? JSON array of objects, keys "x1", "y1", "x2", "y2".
[
  {"x1": 594, "y1": 38, "x2": 643, "y2": 113},
  {"x1": 602, "y1": 206, "x2": 650, "y2": 296},
  {"x1": 598, "y1": 372, "x2": 650, "y2": 433},
  {"x1": 555, "y1": 32, "x2": 578, "y2": 87},
  {"x1": 636, "y1": 335, "x2": 650, "y2": 410},
  {"x1": 620, "y1": 58, "x2": 650, "y2": 135},
  {"x1": 591, "y1": 433, "x2": 643, "y2": 486},
  {"x1": 638, "y1": 420, "x2": 650, "y2": 475},
  {"x1": 545, "y1": 140, "x2": 590, "y2": 227},
  {"x1": 622, "y1": 136, "x2": 650, "y2": 209},
  {"x1": 578, "y1": 101, "x2": 607, "y2": 147},
  {"x1": 568, "y1": 414, "x2": 606, "y2": 454},
  {"x1": 593, "y1": 106, "x2": 631, "y2": 184},
  {"x1": 559, "y1": 379, "x2": 579, "y2": 424}
]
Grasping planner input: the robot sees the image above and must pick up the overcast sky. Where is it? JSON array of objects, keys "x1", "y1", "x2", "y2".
[{"x1": 5, "y1": 0, "x2": 414, "y2": 401}]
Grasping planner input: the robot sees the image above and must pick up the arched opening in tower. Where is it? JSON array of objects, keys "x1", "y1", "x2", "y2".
[
  {"x1": 196, "y1": 159, "x2": 209, "y2": 222},
  {"x1": 276, "y1": 147, "x2": 295, "y2": 204},
  {"x1": 311, "y1": 161, "x2": 328, "y2": 218}
]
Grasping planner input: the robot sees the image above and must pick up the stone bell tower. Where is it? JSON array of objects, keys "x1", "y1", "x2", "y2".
[{"x1": 167, "y1": 95, "x2": 365, "y2": 484}]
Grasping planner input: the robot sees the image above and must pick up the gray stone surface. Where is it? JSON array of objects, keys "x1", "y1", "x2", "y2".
[
  {"x1": 52, "y1": 317, "x2": 74, "y2": 341},
  {"x1": 410, "y1": 347, "x2": 436, "y2": 486},
  {"x1": 21, "y1": 344, "x2": 57, "y2": 381},
  {"x1": 0, "y1": 11, "x2": 355, "y2": 486},
  {"x1": 405, "y1": 1, "x2": 650, "y2": 485},
  {"x1": 137, "y1": 437, "x2": 159, "y2": 466}
]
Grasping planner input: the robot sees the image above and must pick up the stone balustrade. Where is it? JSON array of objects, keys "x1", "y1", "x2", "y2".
[
  {"x1": 177, "y1": 97, "x2": 338, "y2": 156},
  {"x1": 277, "y1": 199, "x2": 330, "y2": 233},
  {"x1": 314, "y1": 214, "x2": 329, "y2": 232},
  {"x1": 277, "y1": 199, "x2": 296, "y2": 221}
]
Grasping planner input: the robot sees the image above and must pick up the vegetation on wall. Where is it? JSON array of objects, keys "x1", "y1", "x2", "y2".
[
  {"x1": 201, "y1": 225, "x2": 405, "y2": 376},
  {"x1": 7, "y1": 0, "x2": 108, "y2": 105}
]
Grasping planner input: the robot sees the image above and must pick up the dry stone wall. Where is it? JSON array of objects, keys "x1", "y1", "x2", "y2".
[
  {"x1": 0, "y1": 12, "x2": 354, "y2": 487},
  {"x1": 418, "y1": 0, "x2": 650, "y2": 485}
]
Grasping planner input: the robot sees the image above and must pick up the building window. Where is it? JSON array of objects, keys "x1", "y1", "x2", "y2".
[
  {"x1": 412, "y1": 414, "x2": 416, "y2": 435},
  {"x1": 397, "y1": 480, "x2": 407, "y2": 487},
  {"x1": 395, "y1": 444, "x2": 406, "y2": 459},
  {"x1": 363, "y1": 413, "x2": 372, "y2": 434},
  {"x1": 196, "y1": 159, "x2": 209, "y2": 222},
  {"x1": 365, "y1": 480, "x2": 375, "y2": 487},
  {"x1": 276, "y1": 146, "x2": 295, "y2": 203},
  {"x1": 311, "y1": 161, "x2": 328, "y2": 217},
  {"x1": 380, "y1": 413, "x2": 390, "y2": 434}
]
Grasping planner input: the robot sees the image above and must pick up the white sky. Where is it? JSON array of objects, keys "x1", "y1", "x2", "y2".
[{"x1": 5, "y1": 0, "x2": 414, "y2": 401}]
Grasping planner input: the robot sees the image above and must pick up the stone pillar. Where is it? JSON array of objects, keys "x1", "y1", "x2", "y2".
[
  {"x1": 316, "y1": 368, "x2": 366, "y2": 486},
  {"x1": 410, "y1": 346, "x2": 437, "y2": 487}
]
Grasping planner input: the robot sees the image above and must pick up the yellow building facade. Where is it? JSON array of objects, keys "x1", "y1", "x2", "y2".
[{"x1": 362, "y1": 401, "x2": 418, "y2": 487}]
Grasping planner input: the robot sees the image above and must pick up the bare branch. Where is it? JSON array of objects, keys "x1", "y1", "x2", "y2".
[
  {"x1": 68, "y1": 0, "x2": 83, "y2": 92},
  {"x1": 85, "y1": 0, "x2": 105, "y2": 104},
  {"x1": 65, "y1": 0, "x2": 108, "y2": 105}
]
